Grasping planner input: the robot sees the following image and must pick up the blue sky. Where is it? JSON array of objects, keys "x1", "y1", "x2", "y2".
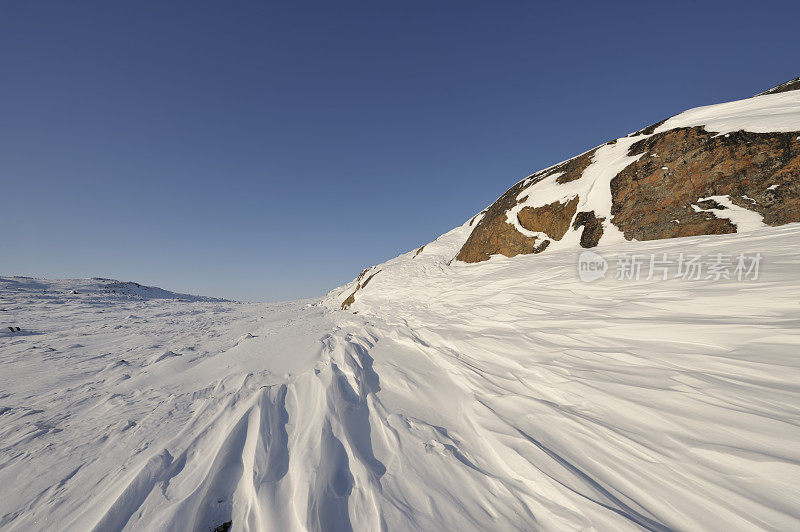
[{"x1": 2, "y1": 1, "x2": 798, "y2": 301}]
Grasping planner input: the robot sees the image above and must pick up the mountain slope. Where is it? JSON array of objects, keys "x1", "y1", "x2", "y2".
[{"x1": 333, "y1": 77, "x2": 800, "y2": 311}]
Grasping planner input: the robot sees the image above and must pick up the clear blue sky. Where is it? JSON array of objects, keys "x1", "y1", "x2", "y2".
[{"x1": 2, "y1": 1, "x2": 798, "y2": 301}]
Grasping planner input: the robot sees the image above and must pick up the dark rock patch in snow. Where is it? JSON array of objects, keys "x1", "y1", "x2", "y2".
[
  {"x1": 611, "y1": 127, "x2": 800, "y2": 240},
  {"x1": 756, "y1": 76, "x2": 800, "y2": 96},
  {"x1": 572, "y1": 211, "x2": 605, "y2": 248},
  {"x1": 341, "y1": 269, "x2": 381, "y2": 310},
  {"x1": 517, "y1": 196, "x2": 579, "y2": 241}
]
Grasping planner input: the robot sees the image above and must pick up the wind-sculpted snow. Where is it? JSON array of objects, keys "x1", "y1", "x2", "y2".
[
  {"x1": 3, "y1": 223, "x2": 800, "y2": 530},
  {"x1": 653, "y1": 89, "x2": 800, "y2": 134},
  {"x1": 332, "y1": 223, "x2": 800, "y2": 530}
]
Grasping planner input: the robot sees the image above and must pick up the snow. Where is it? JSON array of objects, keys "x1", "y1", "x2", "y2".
[
  {"x1": 4, "y1": 223, "x2": 800, "y2": 530},
  {"x1": 329, "y1": 223, "x2": 800, "y2": 530},
  {"x1": 654, "y1": 90, "x2": 800, "y2": 134},
  {"x1": 506, "y1": 136, "x2": 646, "y2": 250},
  {"x1": 692, "y1": 195, "x2": 767, "y2": 232}
]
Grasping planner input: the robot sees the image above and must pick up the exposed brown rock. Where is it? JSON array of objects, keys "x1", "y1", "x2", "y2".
[
  {"x1": 554, "y1": 148, "x2": 598, "y2": 184},
  {"x1": 572, "y1": 211, "x2": 605, "y2": 248},
  {"x1": 611, "y1": 127, "x2": 800, "y2": 240},
  {"x1": 531, "y1": 239, "x2": 550, "y2": 253},
  {"x1": 517, "y1": 197, "x2": 578, "y2": 240},
  {"x1": 757, "y1": 76, "x2": 800, "y2": 96},
  {"x1": 455, "y1": 178, "x2": 543, "y2": 263},
  {"x1": 456, "y1": 150, "x2": 597, "y2": 263},
  {"x1": 361, "y1": 271, "x2": 380, "y2": 288},
  {"x1": 341, "y1": 291, "x2": 356, "y2": 310},
  {"x1": 454, "y1": 219, "x2": 541, "y2": 263},
  {"x1": 695, "y1": 198, "x2": 726, "y2": 210},
  {"x1": 468, "y1": 210, "x2": 486, "y2": 226},
  {"x1": 631, "y1": 118, "x2": 671, "y2": 137},
  {"x1": 341, "y1": 269, "x2": 381, "y2": 310},
  {"x1": 354, "y1": 268, "x2": 369, "y2": 284}
]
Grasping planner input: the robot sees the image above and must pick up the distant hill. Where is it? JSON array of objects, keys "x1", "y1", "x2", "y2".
[{"x1": 0, "y1": 276, "x2": 228, "y2": 302}]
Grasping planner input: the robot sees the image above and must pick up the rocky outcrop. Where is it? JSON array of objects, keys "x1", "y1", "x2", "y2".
[
  {"x1": 454, "y1": 76, "x2": 800, "y2": 263},
  {"x1": 455, "y1": 149, "x2": 597, "y2": 263},
  {"x1": 553, "y1": 148, "x2": 599, "y2": 184},
  {"x1": 572, "y1": 211, "x2": 604, "y2": 248},
  {"x1": 517, "y1": 197, "x2": 579, "y2": 239},
  {"x1": 454, "y1": 179, "x2": 545, "y2": 263},
  {"x1": 610, "y1": 127, "x2": 800, "y2": 240},
  {"x1": 757, "y1": 76, "x2": 800, "y2": 96},
  {"x1": 341, "y1": 269, "x2": 381, "y2": 310}
]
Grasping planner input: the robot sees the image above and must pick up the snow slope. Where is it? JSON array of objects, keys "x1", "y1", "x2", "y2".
[
  {"x1": 654, "y1": 89, "x2": 800, "y2": 134},
  {"x1": 3, "y1": 223, "x2": 800, "y2": 531}
]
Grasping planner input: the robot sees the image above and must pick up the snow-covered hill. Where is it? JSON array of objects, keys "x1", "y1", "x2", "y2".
[
  {"x1": 0, "y1": 277, "x2": 228, "y2": 303},
  {"x1": 333, "y1": 79, "x2": 800, "y2": 312},
  {"x1": 2, "y1": 79, "x2": 800, "y2": 531},
  {"x1": 445, "y1": 81, "x2": 800, "y2": 266}
]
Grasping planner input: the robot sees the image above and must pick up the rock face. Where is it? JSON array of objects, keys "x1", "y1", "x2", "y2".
[
  {"x1": 517, "y1": 197, "x2": 579, "y2": 239},
  {"x1": 572, "y1": 211, "x2": 604, "y2": 248},
  {"x1": 611, "y1": 127, "x2": 800, "y2": 241},
  {"x1": 454, "y1": 179, "x2": 545, "y2": 263},
  {"x1": 455, "y1": 77, "x2": 800, "y2": 263},
  {"x1": 341, "y1": 268, "x2": 380, "y2": 310},
  {"x1": 757, "y1": 76, "x2": 800, "y2": 96},
  {"x1": 455, "y1": 149, "x2": 596, "y2": 262}
]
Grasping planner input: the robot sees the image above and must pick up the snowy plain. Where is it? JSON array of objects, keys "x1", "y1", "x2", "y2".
[{"x1": 3, "y1": 222, "x2": 800, "y2": 531}]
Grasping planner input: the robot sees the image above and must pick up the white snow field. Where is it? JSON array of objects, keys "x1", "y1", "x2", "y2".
[{"x1": 2, "y1": 222, "x2": 800, "y2": 531}]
